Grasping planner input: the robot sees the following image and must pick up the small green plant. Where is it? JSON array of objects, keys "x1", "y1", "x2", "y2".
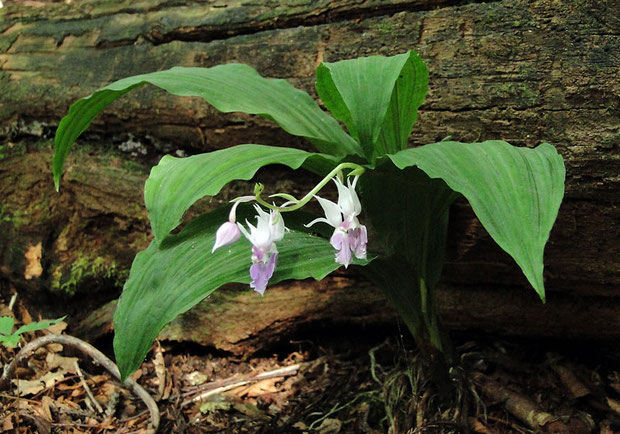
[
  {"x1": 52, "y1": 50, "x2": 565, "y2": 381},
  {"x1": 0, "y1": 316, "x2": 66, "y2": 347}
]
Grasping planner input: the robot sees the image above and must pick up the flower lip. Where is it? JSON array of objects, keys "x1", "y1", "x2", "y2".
[{"x1": 250, "y1": 252, "x2": 278, "y2": 295}]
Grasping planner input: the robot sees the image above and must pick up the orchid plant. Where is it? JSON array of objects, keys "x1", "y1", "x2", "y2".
[{"x1": 52, "y1": 51, "x2": 565, "y2": 381}]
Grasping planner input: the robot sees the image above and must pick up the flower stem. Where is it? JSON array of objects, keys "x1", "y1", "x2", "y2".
[{"x1": 254, "y1": 162, "x2": 365, "y2": 212}]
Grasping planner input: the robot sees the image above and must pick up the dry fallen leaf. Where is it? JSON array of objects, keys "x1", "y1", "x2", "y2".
[
  {"x1": 232, "y1": 378, "x2": 280, "y2": 398},
  {"x1": 316, "y1": 418, "x2": 342, "y2": 433},
  {"x1": 46, "y1": 321, "x2": 68, "y2": 334},
  {"x1": 45, "y1": 343, "x2": 64, "y2": 353},
  {"x1": 606, "y1": 396, "x2": 620, "y2": 415},
  {"x1": 24, "y1": 242, "x2": 43, "y2": 280},
  {"x1": 13, "y1": 370, "x2": 66, "y2": 396},
  {"x1": 46, "y1": 352, "x2": 78, "y2": 372},
  {"x1": 2, "y1": 414, "x2": 14, "y2": 430},
  {"x1": 186, "y1": 371, "x2": 209, "y2": 386},
  {"x1": 469, "y1": 417, "x2": 495, "y2": 434},
  {"x1": 33, "y1": 395, "x2": 54, "y2": 422},
  {"x1": 153, "y1": 344, "x2": 167, "y2": 400}
]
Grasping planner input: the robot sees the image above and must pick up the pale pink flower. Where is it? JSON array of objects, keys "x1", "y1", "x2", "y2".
[
  {"x1": 306, "y1": 176, "x2": 367, "y2": 268},
  {"x1": 237, "y1": 205, "x2": 286, "y2": 295}
]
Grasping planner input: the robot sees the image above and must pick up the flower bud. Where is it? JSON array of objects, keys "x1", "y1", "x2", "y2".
[{"x1": 212, "y1": 221, "x2": 241, "y2": 252}]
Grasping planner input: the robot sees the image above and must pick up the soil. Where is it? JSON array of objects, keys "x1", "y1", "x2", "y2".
[{"x1": 1, "y1": 298, "x2": 619, "y2": 433}]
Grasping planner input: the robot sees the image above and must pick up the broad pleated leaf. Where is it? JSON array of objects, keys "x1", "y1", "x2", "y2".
[
  {"x1": 374, "y1": 52, "x2": 428, "y2": 155},
  {"x1": 146, "y1": 144, "x2": 339, "y2": 242},
  {"x1": 388, "y1": 141, "x2": 565, "y2": 301},
  {"x1": 53, "y1": 64, "x2": 362, "y2": 190},
  {"x1": 113, "y1": 207, "x2": 369, "y2": 380},
  {"x1": 316, "y1": 51, "x2": 427, "y2": 160}
]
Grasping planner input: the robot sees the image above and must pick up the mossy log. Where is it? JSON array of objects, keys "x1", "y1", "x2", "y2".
[{"x1": 0, "y1": 0, "x2": 619, "y2": 351}]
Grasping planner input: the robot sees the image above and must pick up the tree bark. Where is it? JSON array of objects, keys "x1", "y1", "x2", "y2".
[{"x1": 0, "y1": 0, "x2": 618, "y2": 347}]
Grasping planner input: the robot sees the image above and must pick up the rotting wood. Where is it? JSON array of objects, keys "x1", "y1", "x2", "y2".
[{"x1": 0, "y1": 0, "x2": 618, "y2": 347}]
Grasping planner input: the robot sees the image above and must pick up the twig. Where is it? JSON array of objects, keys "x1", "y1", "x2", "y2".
[
  {"x1": 180, "y1": 363, "x2": 301, "y2": 407},
  {"x1": 472, "y1": 372, "x2": 569, "y2": 433},
  {"x1": 0, "y1": 334, "x2": 159, "y2": 431},
  {"x1": 73, "y1": 359, "x2": 103, "y2": 414},
  {"x1": 484, "y1": 415, "x2": 530, "y2": 434},
  {"x1": 8, "y1": 293, "x2": 17, "y2": 311}
]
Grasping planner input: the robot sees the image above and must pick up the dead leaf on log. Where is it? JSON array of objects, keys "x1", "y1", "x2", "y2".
[{"x1": 23, "y1": 242, "x2": 42, "y2": 280}]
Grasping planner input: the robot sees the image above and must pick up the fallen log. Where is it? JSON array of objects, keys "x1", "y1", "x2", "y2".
[{"x1": 0, "y1": 0, "x2": 618, "y2": 347}]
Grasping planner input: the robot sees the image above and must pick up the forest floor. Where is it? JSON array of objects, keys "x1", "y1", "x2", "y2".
[{"x1": 1, "y1": 299, "x2": 620, "y2": 433}]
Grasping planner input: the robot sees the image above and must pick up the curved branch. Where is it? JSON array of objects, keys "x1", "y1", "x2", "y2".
[{"x1": 0, "y1": 334, "x2": 159, "y2": 431}]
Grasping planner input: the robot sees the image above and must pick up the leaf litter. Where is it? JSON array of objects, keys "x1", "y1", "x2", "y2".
[{"x1": 1, "y1": 299, "x2": 620, "y2": 432}]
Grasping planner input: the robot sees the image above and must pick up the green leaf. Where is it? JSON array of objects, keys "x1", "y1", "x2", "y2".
[
  {"x1": 316, "y1": 51, "x2": 427, "y2": 160},
  {"x1": 388, "y1": 141, "x2": 566, "y2": 301},
  {"x1": 0, "y1": 334, "x2": 21, "y2": 348},
  {"x1": 14, "y1": 316, "x2": 67, "y2": 335},
  {"x1": 53, "y1": 64, "x2": 363, "y2": 190},
  {"x1": 359, "y1": 167, "x2": 457, "y2": 352},
  {"x1": 374, "y1": 52, "x2": 428, "y2": 155},
  {"x1": 113, "y1": 207, "x2": 370, "y2": 380},
  {"x1": 360, "y1": 167, "x2": 457, "y2": 288},
  {"x1": 0, "y1": 316, "x2": 14, "y2": 335},
  {"x1": 146, "y1": 145, "x2": 339, "y2": 242}
]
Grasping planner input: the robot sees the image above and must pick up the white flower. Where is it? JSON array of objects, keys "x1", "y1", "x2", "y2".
[
  {"x1": 306, "y1": 176, "x2": 367, "y2": 268},
  {"x1": 238, "y1": 205, "x2": 287, "y2": 295}
]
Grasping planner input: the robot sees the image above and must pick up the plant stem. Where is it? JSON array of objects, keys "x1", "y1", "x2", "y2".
[{"x1": 253, "y1": 162, "x2": 365, "y2": 212}]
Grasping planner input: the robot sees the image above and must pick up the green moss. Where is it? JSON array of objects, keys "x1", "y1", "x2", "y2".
[
  {"x1": 0, "y1": 204, "x2": 26, "y2": 228},
  {"x1": 376, "y1": 22, "x2": 396, "y2": 36},
  {"x1": 51, "y1": 255, "x2": 127, "y2": 295},
  {"x1": 0, "y1": 33, "x2": 18, "y2": 53},
  {"x1": 121, "y1": 158, "x2": 149, "y2": 175}
]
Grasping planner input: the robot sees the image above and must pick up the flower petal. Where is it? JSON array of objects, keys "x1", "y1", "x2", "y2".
[
  {"x1": 347, "y1": 176, "x2": 362, "y2": 215},
  {"x1": 315, "y1": 195, "x2": 343, "y2": 228},
  {"x1": 305, "y1": 217, "x2": 331, "y2": 228},
  {"x1": 350, "y1": 225, "x2": 368, "y2": 259},
  {"x1": 334, "y1": 177, "x2": 358, "y2": 219},
  {"x1": 237, "y1": 221, "x2": 254, "y2": 243},
  {"x1": 269, "y1": 211, "x2": 286, "y2": 242}
]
